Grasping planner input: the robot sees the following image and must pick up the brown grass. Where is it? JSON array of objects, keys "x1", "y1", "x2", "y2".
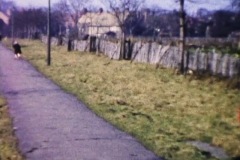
[
  {"x1": 3, "y1": 39, "x2": 240, "y2": 160},
  {"x1": 0, "y1": 96, "x2": 24, "y2": 160}
]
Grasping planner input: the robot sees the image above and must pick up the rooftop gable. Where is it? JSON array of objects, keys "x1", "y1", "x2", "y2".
[{"x1": 78, "y1": 11, "x2": 128, "y2": 27}]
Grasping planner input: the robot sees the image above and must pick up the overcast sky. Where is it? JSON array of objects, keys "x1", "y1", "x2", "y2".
[{"x1": 12, "y1": 0, "x2": 230, "y2": 13}]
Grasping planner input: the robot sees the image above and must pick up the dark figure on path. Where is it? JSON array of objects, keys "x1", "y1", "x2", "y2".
[{"x1": 12, "y1": 41, "x2": 22, "y2": 59}]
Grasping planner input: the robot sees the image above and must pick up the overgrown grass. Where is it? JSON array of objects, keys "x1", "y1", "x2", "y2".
[
  {"x1": 187, "y1": 46, "x2": 240, "y2": 58},
  {"x1": 0, "y1": 96, "x2": 24, "y2": 160},
  {"x1": 4, "y1": 39, "x2": 240, "y2": 160}
]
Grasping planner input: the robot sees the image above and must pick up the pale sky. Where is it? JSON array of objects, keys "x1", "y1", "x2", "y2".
[{"x1": 12, "y1": 0, "x2": 230, "y2": 13}]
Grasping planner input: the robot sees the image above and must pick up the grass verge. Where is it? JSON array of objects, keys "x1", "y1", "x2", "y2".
[
  {"x1": 3, "y1": 39, "x2": 240, "y2": 160},
  {"x1": 0, "y1": 95, "x2": 24, "y2": 160}
]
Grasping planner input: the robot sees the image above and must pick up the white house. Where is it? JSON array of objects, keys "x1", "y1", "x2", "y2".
[{"x1": 78, "y1": 10, "x2": 128, "y2": 38}]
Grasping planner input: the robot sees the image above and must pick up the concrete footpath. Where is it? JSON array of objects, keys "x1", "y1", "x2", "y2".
[{"x1": 0, "y1": 44, "x2": 162, "y2": 160}]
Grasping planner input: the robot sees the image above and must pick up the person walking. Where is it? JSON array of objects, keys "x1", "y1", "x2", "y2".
[{"x1": 12, "y1": 41, "x2": 22, "y2": 59}]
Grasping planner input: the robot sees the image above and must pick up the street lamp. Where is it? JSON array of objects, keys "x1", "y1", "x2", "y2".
[
  {"x1": 11, "y1": 7, "x2": 14, "y2": 42},
  {"x1": 47, "y1": 0, "x2": 51, "y2": 66}
]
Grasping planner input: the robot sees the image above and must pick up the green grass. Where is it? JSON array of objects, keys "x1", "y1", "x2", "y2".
[
  {"x1": 4, "y1": 39, "x2": 240, "y2": 160},
  {"x1": 0, "y1": 96, "x2": 24, "y2": 160}
]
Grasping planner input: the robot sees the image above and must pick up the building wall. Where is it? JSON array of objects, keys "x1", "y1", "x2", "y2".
[
  {"x1": 86, "y1": 26, "x2": 121, "y2": 36},
  {"x1": 78, "y1": 12, "x2": 123, "y2": 37}
]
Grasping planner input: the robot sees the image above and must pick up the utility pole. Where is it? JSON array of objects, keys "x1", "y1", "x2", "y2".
[
  {"x1": 11, "y1": 8, "x2": 14, "y2": 42},
  {"x1": 179, "y1": 0, "x2": 185, "y2": 74},
  {"x1": 47, "y1": 0, "x2": 51, "y2": 66}
]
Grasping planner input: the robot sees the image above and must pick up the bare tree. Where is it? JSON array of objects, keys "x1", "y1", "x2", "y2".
[
  {"x1": 102, "y1": 0, "x2": 145, "y2": 59},
  {"x1": 68, "y1": 0, "x2": 91, "y2": 26},
  {"x1": 231, "y1": 0, "x2": 240, "y2": 50},
  {"x1": 13, "y1": 8, "x2": 47, "y2": 38},
  {"x1": 232, "y1": 0, "x2": 240, "y2": 10},
  {"x1": 53, "y1": 0, "x2": 91, "y2": 40},
  {"x1": 54, "y1": 0, "x2": 91, "y2": 27}
]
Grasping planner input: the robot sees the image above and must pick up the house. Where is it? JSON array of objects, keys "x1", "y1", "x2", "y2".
[
  {"x1": 78, "y1": 9, "x2": 129, "y2": 38},
  {"x1": 0, "y1": 11, "x2": 10, "y2": 25},
  {"x1": 228, "y1": 31, "x2": 240, "y2": 38},
  {"x1": 0, "y1": 10, "x2": 10, "y2": 37}
]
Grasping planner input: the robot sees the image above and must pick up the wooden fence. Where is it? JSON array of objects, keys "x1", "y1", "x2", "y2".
[{"x1": 41, "y1": 36, "x2": 240, "y2": 77}]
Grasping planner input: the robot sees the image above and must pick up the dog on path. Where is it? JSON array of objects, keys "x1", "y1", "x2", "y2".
[{"x1": 12, "y1": 41, "x2": 22, "y2": 59}]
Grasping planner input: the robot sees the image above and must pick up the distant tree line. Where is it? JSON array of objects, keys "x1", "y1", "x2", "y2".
[
  {"x1": 124, "y1": 7, "x2": 240, "y2": 38},
  {"x1": 9, "y1": 7, "x2": 240, "y2": 39},
  {"x1": 10, "y1": 8, "x2": 66, "y2": 39}
]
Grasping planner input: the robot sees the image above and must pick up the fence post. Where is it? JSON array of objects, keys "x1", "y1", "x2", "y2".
[
  {"x1": 124, "y1": 39, "x2": 131, "y2": 60},
  {"x1": 89, "y1": 36, "x2": 97, "y2": 52},
  {"x1": 67, "y1": 39, "x2": 72, "y2": 52}
]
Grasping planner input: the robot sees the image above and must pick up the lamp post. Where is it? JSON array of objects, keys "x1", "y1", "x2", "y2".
[
  {"x1": 11, "y1": 8, "x2": 14, "y2": 42},
  {"x1": 47, "y1": 0, "x2": 51, "y2": 66}
]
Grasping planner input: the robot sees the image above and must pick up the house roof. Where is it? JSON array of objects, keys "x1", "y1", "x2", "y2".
[
  {"x1": 0, "y1": 11, "x2": 10, "y2": 25},
  {"x1": 78, "y1": 11, "x2": 128, "y2": 27}
]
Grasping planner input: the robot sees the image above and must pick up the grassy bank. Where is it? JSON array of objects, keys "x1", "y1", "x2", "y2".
[
  {"x1": 0, "y1": 96, "x2": 23, "y2": 160},
  {"x1": 4, "y1": 39, "x2": 240, "y2": 160}
]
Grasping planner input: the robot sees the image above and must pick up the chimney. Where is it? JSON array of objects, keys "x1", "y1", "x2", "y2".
[
  {"x1": 99, "y1": 8, "x2": 103, "y2": 14},
  {"x1": 82, "y1": 8, "x2": 88, "y2": 14}
]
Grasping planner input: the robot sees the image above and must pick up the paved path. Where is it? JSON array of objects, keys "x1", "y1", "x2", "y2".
[{"x1": 0, "y1": 44, "x2": 162, "y2": 160}]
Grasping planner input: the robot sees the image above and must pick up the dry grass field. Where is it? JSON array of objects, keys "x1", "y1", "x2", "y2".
[{"x1": 3, "y1": 39, "x2": 240, "y2": 160}]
